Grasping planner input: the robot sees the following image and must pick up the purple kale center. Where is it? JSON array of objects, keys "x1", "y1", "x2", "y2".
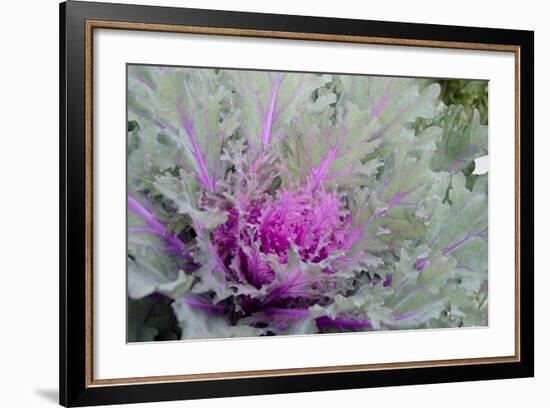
[{"x1": 211, "y1": 186, "x2": 349, "y2": 288}]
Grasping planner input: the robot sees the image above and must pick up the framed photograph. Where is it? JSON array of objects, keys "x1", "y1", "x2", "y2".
[{"x1": 60, "y1": 1, "x2": 534, "y2": 406}]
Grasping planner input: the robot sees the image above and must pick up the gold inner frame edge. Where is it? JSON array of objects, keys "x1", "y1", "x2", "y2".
[{"x1": 84, "y1": 19, "x2": 522, "y2": 388}]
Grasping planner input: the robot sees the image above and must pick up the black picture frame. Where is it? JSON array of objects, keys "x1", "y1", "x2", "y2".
[{"x1": 60, "y1": 1, "x2": 534, "y2": 406}]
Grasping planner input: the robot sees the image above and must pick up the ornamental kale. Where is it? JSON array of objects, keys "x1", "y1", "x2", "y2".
[{"x1": 127, "y1": 65, "x2": 488, "y2": 341}]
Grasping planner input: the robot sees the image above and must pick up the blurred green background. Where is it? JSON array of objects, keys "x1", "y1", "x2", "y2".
[{"x1": 436, "y1": 79, "x2": 488, "y2": 125}]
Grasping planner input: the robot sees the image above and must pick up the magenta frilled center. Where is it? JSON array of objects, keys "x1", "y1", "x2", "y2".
[{"x1": 212, "y1": 187, "x2": 349, "y2": 288}]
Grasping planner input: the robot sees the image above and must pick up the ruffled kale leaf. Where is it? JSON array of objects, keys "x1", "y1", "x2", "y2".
[
  {"x1": 173, "y1": 295, "x2": 262, "y2": 340},
  {"x1": 128, "y1": 66, "x2": 240, "y2": 193},
  {"x1": 431, "y1": 105, "x2": 488, "y2": 174},
  {"x1": 127, "y1": 205, "x2": 193, "y2": 299},
  {"x1": 229, "y1": 71, "x2": 332, "y2": 151}
]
